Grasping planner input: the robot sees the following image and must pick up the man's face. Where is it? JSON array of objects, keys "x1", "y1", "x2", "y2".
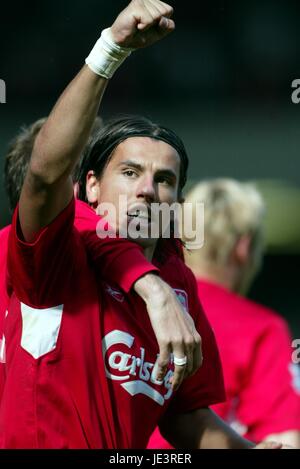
[{"x1": 87, "y1": 136, "x2": 181, "y2": 249}]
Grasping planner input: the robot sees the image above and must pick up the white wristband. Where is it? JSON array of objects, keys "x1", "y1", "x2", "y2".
[{"x1": 85, "y1": 28, "x2": 134, "y2": 79}]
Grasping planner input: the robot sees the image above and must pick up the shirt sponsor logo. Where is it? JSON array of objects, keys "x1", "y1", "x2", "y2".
[
  {"x1": 102, "y1": 330, "x2": 173, "y2": 406},
  {"x1": 173, "y1": 289, "x2": 189, "y2": 312},
  {"x1": 104, "y1": 284, "x2": 125, "y2": 302}
]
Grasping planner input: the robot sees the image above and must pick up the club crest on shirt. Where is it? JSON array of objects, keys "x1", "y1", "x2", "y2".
[
  {"x1": 104, "y1": 284, "x2": 125, "y2": 302},
  {"x1": 173, "y1": 289, "x2": 189, "y2": 312},
  {"x1": 102, "y1": 330, "x2": 173, "y2": 406}
]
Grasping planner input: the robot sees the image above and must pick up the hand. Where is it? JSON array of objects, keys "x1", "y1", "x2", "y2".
[
  {"x1": 110, "y1": 0, "x2": 175, "y2": 49},
  {"x1": 254, "y1": 441, "x2": 283, "y2": 449},
  {"x1": 134, "y1": 274, "x2": 203, "y2": 391}
]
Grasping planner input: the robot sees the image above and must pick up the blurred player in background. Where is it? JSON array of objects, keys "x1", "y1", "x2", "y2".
[
  {"x1": 149, "y1": 178, "x2": 300, "y2": 448},
  {"x1": 4, "y1": 116, "x2": 103, "y2": 212}
]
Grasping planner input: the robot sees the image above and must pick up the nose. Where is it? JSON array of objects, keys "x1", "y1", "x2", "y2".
[{"x1": 136, "y1": 174, "x2": 156, "y2": 202}]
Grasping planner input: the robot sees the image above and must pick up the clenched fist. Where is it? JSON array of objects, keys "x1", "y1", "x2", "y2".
[{"x1": 110, "y1": 0, "x2": 175, "y2": 49}]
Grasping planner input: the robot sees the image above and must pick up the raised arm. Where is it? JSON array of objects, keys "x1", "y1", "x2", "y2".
[
  {"x1": 19, "y1": 0, "x2": 175, "y2": 242},
  {"x1": 19, "y1": 66, "x2": 106, "y2": 242},
  {"x1": 18, "y1": 0, "x2": 201, "y2": 390}
]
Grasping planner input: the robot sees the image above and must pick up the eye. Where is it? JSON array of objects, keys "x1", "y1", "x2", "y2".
[
  {"x1": 156, "y1": 175, "x2": 173, "y2": 186},
  {"x1": 123, "y1": 169, "x2": 137, "y2": 178}
]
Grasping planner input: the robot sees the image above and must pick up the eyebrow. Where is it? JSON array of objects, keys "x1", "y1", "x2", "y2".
[
  {"x1": 155, "y1": 169, "x2": 177, "y2": 181},
  {"x1": 119, "y1": 160, "x2": 144, "y2": 171},
  {"x1": 119, "y1": 160, "x2": 177, "y2": 181}
]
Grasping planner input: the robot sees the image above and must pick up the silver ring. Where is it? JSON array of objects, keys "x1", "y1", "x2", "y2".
[{"x1": 173, "y1": 355, "x2": 187, "y2": 366}]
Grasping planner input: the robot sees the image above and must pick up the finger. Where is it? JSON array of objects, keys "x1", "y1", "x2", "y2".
[
  {"x1": 171, "y1": 348, "x2": 187, "y2": 391},
  {"x1": 255, "y1": 441, "x2": 282, "y2": 449},
  {"x1": 171, "y1": 363, "x2": 186, "y2": 392},
  {"x1": 184, "y1": 340, "x2": 194, "y2": 378},
  {"x1": 157, "y1": 16, "x2": 175, "y2": 32},
  {"x1": 155, "y1": 345, "x2": 171, "y2": 382},
  {"x1": 136, "y1": 3, "x2": 162, "y2": 31},
  {"x1": 148, "y1": 0, "x2": 174, "y2": 18},
  {"x1": 136, "y1": 7, "x2": 156, "y2": 31},
  {"x1": 137, "y1": 16, "x2": 155, "y2": 30},
  {"x1": 144, "y1": 0, "x2": 165, "y2": 19},
  {"x1": 176, "y1": 314, "x2": 196, "y2": 377},
  {"x1": 150, "y1": 0, "x2": 174, "y2": 16},
  {"x1": 190, "y1": 333, "x2": 202, "y2": 376}
]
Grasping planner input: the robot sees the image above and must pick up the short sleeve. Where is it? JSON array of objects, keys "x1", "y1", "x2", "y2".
[
  {"x1": 7, "y1": 198, "x2": 78, "y2": 308},
  {"x1": 74, "y1": 200, "x2": 159, "y2": 293},
  {"x1": 236, "y1": 317, "x2": 300, "y2": 442},
  {"x1": 167, "y1": 270, "x2": 226, "y2": 414}
]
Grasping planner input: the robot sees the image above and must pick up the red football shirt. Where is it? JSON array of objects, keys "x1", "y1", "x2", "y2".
[
  {"x1": 0, "y1": 226, "x2": 10, "y2": 404},
  {"x1": 0, "y1": 200, "x2": 157, "y2": 416},
  {"x1": 2, "y1": 199, "x2": 224, "y2": 448},
  {"x1": 100, "y1": 255, "x2": 225, "y2": 448},
  {"x1": 199, "y1": 279, "x2": 300, "y2": 442}
]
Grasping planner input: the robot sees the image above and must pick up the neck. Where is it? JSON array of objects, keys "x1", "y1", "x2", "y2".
[
  {"x1": 186, "y1": 259, "x2": 238, "y2": 292},
  {"x1": 143, "y1": 244, "x2": 157, "y2": 262}
]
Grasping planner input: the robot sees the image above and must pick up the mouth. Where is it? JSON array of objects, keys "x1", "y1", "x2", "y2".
[{"x1": 127, "y1": 208, "x2": 151, "y2": 222}]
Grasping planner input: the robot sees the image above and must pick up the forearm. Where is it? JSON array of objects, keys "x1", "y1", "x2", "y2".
[
  {"x1": 134, "y1": 273, "x2": 169, "y2": 304},
  {"x1": 30, "y1": 66, "x2": 107, "y2": 185},
  {"x1": 160, "y1": 408, "x2": 254, "y2": 449},
  {"x1": 19, "y1": 65, "x2": 107, "y2": 241},
  {"x1": 196, "y1": 410, "x2": 254, "y2": 449}
]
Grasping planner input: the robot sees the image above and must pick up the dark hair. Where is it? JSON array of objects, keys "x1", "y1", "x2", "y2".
[
  {"x1": 77, "y1": 115, "x2": 189, "y2": 201},
  {"x1": 4, "y1": 118, "x2": 47, "y2": 212}
]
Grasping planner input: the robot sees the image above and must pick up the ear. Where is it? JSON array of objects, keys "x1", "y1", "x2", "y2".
[
  {"x1": 234, "y1": 234, "x2": 252, "y2": 266},
  {"x1": 73, "y1": 182, "x2": 80, "y2": 199},
  {"x1": 86, "y1": 170, "x2": 100, "y2": 206}
]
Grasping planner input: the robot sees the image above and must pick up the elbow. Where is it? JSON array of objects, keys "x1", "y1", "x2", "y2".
[
  {"x1": 29, "y1": 127, "x2": 48, "y2": 183},
  {"x1": 29, "y1": 129, "x2": 60, "y2": 186}
]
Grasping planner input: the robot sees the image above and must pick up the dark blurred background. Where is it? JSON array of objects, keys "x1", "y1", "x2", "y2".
[{"x1": 0, "y1": 0, "x2": 299, "y2": 333}]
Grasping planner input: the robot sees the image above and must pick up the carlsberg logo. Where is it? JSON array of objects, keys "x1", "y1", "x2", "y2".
[{"x1": 102, "y1": 330, "x2": 173, "y2": 406}]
